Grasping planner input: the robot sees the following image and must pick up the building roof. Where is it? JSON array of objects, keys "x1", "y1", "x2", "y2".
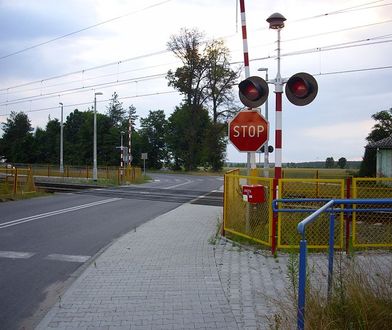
[{"x1": 367, "y1": 135, "x2": 392, "y2": 149}]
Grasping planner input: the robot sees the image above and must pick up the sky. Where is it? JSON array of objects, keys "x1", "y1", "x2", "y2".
[{"x1": 0, "y1": 0, "x2": 391, "y2": 164}]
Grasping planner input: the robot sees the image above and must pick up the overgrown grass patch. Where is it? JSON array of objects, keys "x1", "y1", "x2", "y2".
[{"x1": 271, "y1": 252, "x2": 392, "y2": 329}]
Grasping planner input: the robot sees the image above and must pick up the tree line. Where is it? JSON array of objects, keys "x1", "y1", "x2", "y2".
[{"x1": 0, "y1": 28, "x2": 240, "y2": 172}]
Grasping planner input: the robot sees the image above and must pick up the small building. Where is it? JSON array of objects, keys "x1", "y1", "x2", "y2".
[{"x1": 367, "y1": 135, "x2": 392, "y2": 178}]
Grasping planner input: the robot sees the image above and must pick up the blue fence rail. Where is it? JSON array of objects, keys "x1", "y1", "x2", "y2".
[{"x1": 272, "y1": 198, "x2": 392, "y2": 330}]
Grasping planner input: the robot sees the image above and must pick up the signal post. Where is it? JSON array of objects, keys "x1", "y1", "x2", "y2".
[{"x1": 232, "y1": 13, "x2": 319, "y2": 254}]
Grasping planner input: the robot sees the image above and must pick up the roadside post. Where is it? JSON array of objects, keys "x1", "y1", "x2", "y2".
[{"x1": 141, "y1": 153, "x2": 148, "y2": 176}]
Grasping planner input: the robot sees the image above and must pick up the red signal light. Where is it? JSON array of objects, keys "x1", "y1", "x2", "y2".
[
  {"x1": 289, "y1": 78, "x2": 309, "y2": 98},
  {"x1": 241, "y1": 81, "x2": 261, "y2": 101},
  {"x1": 285, "y1": 72, "x2": 318, "y2": 106},
  {"x1": 239, "y1": 76, "x2": 269, "y2": 108}
]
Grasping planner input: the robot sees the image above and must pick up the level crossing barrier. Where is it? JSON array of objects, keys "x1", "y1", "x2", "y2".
[{"x1": 272, "y1": 198, "x2": 392, "y2": 330}]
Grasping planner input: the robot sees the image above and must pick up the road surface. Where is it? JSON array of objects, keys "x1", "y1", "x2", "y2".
[{"x1": 0, "y1": 173, "x2": 223, "y2": 329}]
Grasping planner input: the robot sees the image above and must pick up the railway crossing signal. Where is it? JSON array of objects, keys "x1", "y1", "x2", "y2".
[
  {"x1": 238, "y1": 72, "x2": 318, "y2": 107},
  {"x1": 285, "y1": 72, "x2": 318, "y2": 106},
  {"x1": 238, "y1": 76, "x2": 269, "y2": 108}
]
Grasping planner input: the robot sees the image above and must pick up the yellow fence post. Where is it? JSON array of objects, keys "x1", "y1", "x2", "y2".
[{"x1": 13, "y1": 168, "x2": 18, "y2": 195}]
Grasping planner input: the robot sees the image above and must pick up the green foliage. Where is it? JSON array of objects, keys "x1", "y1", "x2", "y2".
[
  {"x1": 305, "y1": 256, "x2": 392, "y2": 330},
  {"x1": 337, "y1": 157, "x2": 347, "y2": 169},
  {"x1": 139, "y1": 110, "x2": 168, "y2": 169},
  {"x1": 360, "y1": 108, "x2": 392, "y2": 177},
  {"x1": 1, "y1": 111, "x2": 34, "y2": 163},
  {"x1": 167, "y1": 105, "x2": 211, "y2": 171},
  {"x1": 106, "y1": 92, "x2": 126, "y2": 129},
  {"x1": 325, "y1": 157, "x2": 335, "y2": 168}
]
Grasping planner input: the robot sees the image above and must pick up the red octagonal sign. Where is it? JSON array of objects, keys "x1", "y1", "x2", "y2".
[{"x1": 228, "y1": 110, "x2": 269, "y2": 152}]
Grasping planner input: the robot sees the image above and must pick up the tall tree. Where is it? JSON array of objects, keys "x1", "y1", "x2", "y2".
[
  {"x1": 359, "y1": 108, "x2": 392, "y2": 176},
  {"x1": 337, "y1": 157, "x2": 347, "y2": 169},
  {"x1": 106, "y1": 92, "x2": 126, "y2": 129},
  {"x1": 1, "y1": 111, "x2": 33, "y2": 163},
  {"x1": 139, "y1": 110, "x2": 168, "y2": 169},
  {"x1": 204, "y1": 40, "x2": 240, "y2": 123},
  {"x1": 166, "y1": 105, "x2": 210, "y2": 171},
  {"x1": 167, "y1": 28, "x2": 206, "y2": 107},
  {"x1": 33, "y1": 118, "x2": 60, "y2": 164},
  {"x1": 325, "y1": 157, "x2": 335, "y2": 168},
  {"x1": 166, "y1": 28, "x2": 238, "y2": 171}
]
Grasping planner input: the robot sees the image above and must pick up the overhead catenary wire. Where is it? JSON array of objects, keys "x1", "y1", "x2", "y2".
[
  {"x1": 0, "y1": 0, "x2": 173, "y2": 61},
  {"x1": 0, "y1": 1, "x2": 390, "y2": 119},
  {"x1": 1, "y1": 34, "x2": 391, "y2": 109},
  {"x1": 1, "y1": 27, "x2": 390, "y2": 105},
  {"x1": 0, "y1": 73, "x2": 168, "y2": 107},
  {"x1": 0, "y1": 90, "x2": 178, "y2": 117},
  {"x1": 2, "y1": 1, "x2": 390, "y2": 94}
]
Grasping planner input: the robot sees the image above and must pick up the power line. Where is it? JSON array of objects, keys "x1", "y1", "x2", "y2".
[
  {"x1": 0, "y1": 73, "x2": 168, "y2": 107},
  {"x1": 0, "y1": 90, "x2": 177, "y2": 117},
  {"x1": 2, "y1": 64, "x2": 391, "y2": 118},
  {"x1": 284, "y1": 19, "x2": 392, "y2": 43},
  {"x1": 1, "y1": 3, "x2": 389, "y2": 95},
  {"x1": 0, "y1": 0, "x2": 172, "y2": 61},
  {"x1": 1, "y1": 33, "x2": 391, "y2": 107},
  {"x1": 0, "y1": 61, "x2": 178, "y2": 97},
  {"x1": 248, "y1": 36, "x2": 392, "y2": 63},
  {"x1": 0, "y1": 49, "x2": 170, "y2": 93},
  {"x1": 292, "y1": 1, "x2": 392, "y2": 23},
  {"x1": 314, "y1": 65, "x2": 392, "y2": 76}
]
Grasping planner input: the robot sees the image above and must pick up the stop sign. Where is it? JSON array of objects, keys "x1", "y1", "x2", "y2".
[{"x1": 228, "y1": 110, "x2": 269, "y2": 152}]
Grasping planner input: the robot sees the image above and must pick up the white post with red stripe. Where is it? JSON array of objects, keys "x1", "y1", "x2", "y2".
[
  {"x1": 239, "y1": 0, "x2": 256, "y2": 171},
  {"x1": 240, "y1": 0, "x2": 250, "y2": 78}
]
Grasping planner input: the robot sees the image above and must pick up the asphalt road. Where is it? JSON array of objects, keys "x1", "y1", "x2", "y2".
[{"x1": 0, "y1": 173, "x2": 223, "y2": 330}]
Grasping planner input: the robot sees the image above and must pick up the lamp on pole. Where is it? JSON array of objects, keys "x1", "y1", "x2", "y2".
[
  {"x1": 266, "y1": 12, "x2": 286, "y2": 181},
  {"x1": 257, "y1": 67, "x2": 269, "y2": 177},
  {"x1": 93, "y1": 92, "x2": 103, "y2": 181}
]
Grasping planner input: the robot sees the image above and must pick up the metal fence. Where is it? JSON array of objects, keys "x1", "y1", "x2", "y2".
[
  {"x1": 223, "y1": 172, "x2": 392, "y2": 252},
  {"x1": 278, "y1": 179, "x2": 345, "y2": 249},
  {"x1": 223, "y1": 170, "x2": 273, "y2": 246},
  {"x1": 351, "y1": 178, "x2": 392, "y2": 248},
  {"x1": 27, "y1": 164, "x2": 142, "y2": 184},
  {"x1": 0, "y1": 167, "x2": 36, "y2": 199}
]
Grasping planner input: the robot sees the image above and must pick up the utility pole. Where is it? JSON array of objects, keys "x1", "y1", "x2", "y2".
[
  {"x1": 59, "y1": 102, "x2": 64, "y2": 174},
  {"x1": 93, "y1": 92, "x2": 103, "y2": 181}
]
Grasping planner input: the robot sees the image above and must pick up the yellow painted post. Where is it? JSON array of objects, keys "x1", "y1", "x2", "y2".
[{"x1": 13, "y1": 168, "x2": 18, "y2": 195}]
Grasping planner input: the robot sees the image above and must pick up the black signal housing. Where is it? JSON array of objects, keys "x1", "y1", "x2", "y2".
[
  {"x1": 285, "y1": 72, "x2": 318, "y2": 106},
  {"x1": 239, "y1": 76, "x2": 269, "y2": 108}
]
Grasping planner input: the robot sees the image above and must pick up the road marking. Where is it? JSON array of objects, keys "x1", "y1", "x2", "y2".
[
  {"x1": 0, "y1": 251, "x2": 35, "y2": 259},
  {"x1": 164, "y1": 179, "x2": 193, "y2": 189},
  {"x1": 45, "y1": 254, "x2": 90, "y2": 263},
  {"x1": 0, "y1": 198, "x2": 121, "y2": 230}
]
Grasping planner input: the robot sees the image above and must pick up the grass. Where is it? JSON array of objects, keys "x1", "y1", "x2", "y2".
[
  {"x1": 208, "y1": 215, "x2": 223, "y2": 245},
  {"x1": 270, "y1": 252, "x2": 392, "y2": 330}
]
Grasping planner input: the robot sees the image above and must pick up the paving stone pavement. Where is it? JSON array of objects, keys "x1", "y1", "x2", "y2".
[
  {"x1": 37, "y1": 204, "x2": 238, "y2": 330},
  {"x1": 36, "y1": 202, "x2": 392, "y2": 330}
]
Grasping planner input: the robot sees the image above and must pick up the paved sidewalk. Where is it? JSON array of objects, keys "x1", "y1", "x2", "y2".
[
  {"x1": 37, "y1": 204, "x2": 240, "y2": 330},
  {"x1": 36, "y1": 201, "x2": 392, "y2": 330}
]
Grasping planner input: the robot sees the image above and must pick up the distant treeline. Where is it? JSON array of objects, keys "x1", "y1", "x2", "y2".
[{"x1": 226, "y1": 161, "x2": 361, "y2": 169}]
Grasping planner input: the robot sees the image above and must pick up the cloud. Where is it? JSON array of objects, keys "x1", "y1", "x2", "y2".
[{"x1": 302, "y1": 119, "x2": 373, "y2": 140}]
